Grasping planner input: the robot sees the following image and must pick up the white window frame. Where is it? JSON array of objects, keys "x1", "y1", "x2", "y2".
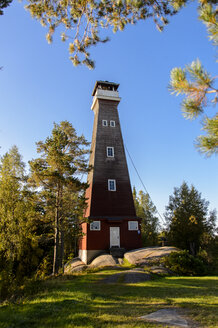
[
  {"x1": 110, "y1": 120, "x2": 115, "y2": 127},
  {"x1": 128, "y1": 221, "x2": 138, "y2": 231},
  {"x1": 107, "y1": 146, "x2": 114, "y2": 157},
  {"x1": 90, "y1": 221, "x2": 101, "y2": 231},
  {"x1": 108, "y1": 179, "x2": 116, "y2": 191},
  {"x1": 102, "y1": 120, "x2": 108, "y2": 126}
]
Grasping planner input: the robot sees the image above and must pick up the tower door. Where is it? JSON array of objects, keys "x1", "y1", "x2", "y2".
[{"x1": 110, "y1": 227, "x2": 120, "y2": 247}]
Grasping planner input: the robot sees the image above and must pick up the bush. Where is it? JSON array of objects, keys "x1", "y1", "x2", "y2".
[
  {"x1": 35, "y1": 255, "x2": 53, "y2": 278},
  {"x1": 162, "y1": 250, "x2": 208, "y2": 276},
  {"x1": 0, "y1": 269, "x2": 15, "y2": 300}
]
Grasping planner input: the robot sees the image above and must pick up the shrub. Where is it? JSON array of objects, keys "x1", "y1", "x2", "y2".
[
  {"x1": 162, "y1": 250, "x2": 208, "y2": 276},
  {"x1": 35, "y1": 255, "x2": 53, "y2": 278}
]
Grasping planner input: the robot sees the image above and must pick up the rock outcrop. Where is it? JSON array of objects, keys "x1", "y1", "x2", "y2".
[
  {"x1": 64, "y1": 257, "x2": 87, "y2": 273},
  {"x1": 90, "y1": 254, "x2": 118, "y2": 267},
  {"x1": 64, "y1": 247, "x2": 178, "y2": 275},
  {"x1": 124, "y1": 246, "x2": 178, "y2": 266}
]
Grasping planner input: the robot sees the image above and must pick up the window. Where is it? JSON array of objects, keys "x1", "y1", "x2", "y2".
[
  {"x1": 102, "y1": 120, "x2": 108, "y2": 126},
  {"x1": 110, "y1": 120, "x2": 115, "y2": 127},
  {"x1": 90, "y1": 221, "x2": 101, "y2": 231},
  {"x1": 108, "y1": 179, "x2": 116, "y2": 191},
  {"x1": 107, "y1": 147, "x2": 114, "y2": 157},
  {"x1": 128, "y1": 221, "x2": 138, "y2": 231}
]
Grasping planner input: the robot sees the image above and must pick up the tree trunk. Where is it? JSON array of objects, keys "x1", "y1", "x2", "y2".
[
  {"x1": 190, "y1": 241, "x2": 196, "y2": 256},
  {"x1": 53, "y1": 188, "x2": 60, "y2": 275},
  {"x1": 74, "y1": 216, "x2": 79, "y2": 257},
  {"x1": 59, "y1": 186, "x2": 64, "y2": 272},
  {"x1": 60, "y1": 228, "x2": 64, "y2": 272}
]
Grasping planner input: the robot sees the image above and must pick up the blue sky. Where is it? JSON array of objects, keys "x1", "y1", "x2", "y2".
[{"x1": 0, "y1": 1, "x2": 217, "y2": 223}]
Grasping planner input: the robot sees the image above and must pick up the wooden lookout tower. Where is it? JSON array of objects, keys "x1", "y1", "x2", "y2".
[{"x1": 79, "y1": 81, "x2": 142, "y2": 264}]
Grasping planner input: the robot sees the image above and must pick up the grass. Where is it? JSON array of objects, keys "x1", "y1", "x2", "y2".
[
  {"x1": 0, "y1": 270, "x2": 218, "y2": 328},
  {"x1": 121, "y1": 258, "x2": 135, "y2": 268}
]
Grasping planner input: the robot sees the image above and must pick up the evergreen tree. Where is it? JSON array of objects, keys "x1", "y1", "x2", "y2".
[
  {"x1": 25, "y1": 0, "x2": 217, "y2": 68},
  {"x1": 133, "y1": 187, "x2": 159, "y2": 246},
  {"x1": 169, "y1": 1, "x2": 217, "y2": 156},
  {"x1": 1, "y1": 0, "x2": 216, "y2": 69},
  {"x1": 0, "y1": 146, "x2": 43, "y2": 295},
  {"x1": 29, "y1": 121, "x2": 90, "y2": 274},
  {"x1": 165, "y1": 182, "x2": 217, "y2": 255},
  {"x1": 24, "y1": 0, "x2": 182, "y2": 68},
  {"x1": 0, "y1": 0, "x2": 12, "y2": 15}
]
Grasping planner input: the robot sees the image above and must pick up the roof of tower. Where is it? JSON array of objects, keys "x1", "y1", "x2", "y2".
[{"x1": 92, "y1": 80, "x2": 119, "y2": 96}]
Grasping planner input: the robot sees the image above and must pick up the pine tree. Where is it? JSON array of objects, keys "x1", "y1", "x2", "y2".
[
  {"x1": 1, "y1": 0, "x2": 216, "y2": 69},
  {"x1": 29, "y1": 121, "x2": 90, "y2": 274},
  {"x1": 25, "y1": 0, "x2": 182, "y2": 68},
  {"x1": 165, "y1": 182, "x2": 217, "y2": 255},
  {"x1": 169, "y1": 1, "x2": 217, "y2": 156},
  {"x1": 0, "y1": 0, "x2": 12, "y2": 15},
  {"x1": 0, "y1": 146, "x2": 43, "y2": 295}
]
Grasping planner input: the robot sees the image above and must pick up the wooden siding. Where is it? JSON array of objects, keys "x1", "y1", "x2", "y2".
[
  {"x1": 80, "y1": 82, "x2": 142, "y2": 255},
  {"x1": 79, "y1": 220, "x2": 142, "y2": 250},
  {"x1": 86, "y1": 98, "x2": 136, "y2": 217}
]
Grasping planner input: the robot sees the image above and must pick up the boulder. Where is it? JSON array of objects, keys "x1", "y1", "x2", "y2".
[
  {"x1": 149, "y1": 266, "x2": 171, "y2": 275},
  {"x1": 69, "y1": 265, "x2": 87, "y2": 273},
  {"x1": 64, "y1": 257, "x2": 87, "y2": 274},
  {"x1": 117, "y1": 258, "x2": 124, "y2": 265},
  {"x1": 90, "y1": 254, "x2": 118, "y2": 267},
  {"x1": 124, "y1": 247, "x2": 178, "y2": 265}
]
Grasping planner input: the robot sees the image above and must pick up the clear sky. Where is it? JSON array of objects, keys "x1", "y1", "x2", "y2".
[{"x1": 0, "y1": 1, "x2": 217, "y2": 224}]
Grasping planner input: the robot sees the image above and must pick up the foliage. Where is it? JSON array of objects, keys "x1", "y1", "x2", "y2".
[
  {"x1": 199, "y1": 232, "x2": 218, "y2": 274},
  {"x1": 170, "y1": 59, "x2": 217, "y2": 120},
  {"x1": 198, "y1": 1, "x2": 218, "y2": 46},
  {"x1": 197, "y1": 114, "x2": 218, "y2": 155},
  {"x1": 23, "y1": 0, "x2": 192, "y2": 68},
  {"x1": 2, "y1": 0, "x2": 216, "y2": 72},
  {"x1": 1, "y1": 0, "x2": 216, "y2": 72},
  {"x1": 165, "y1": 182, "x2": 217, "y2": 256},
  {"x1": 162, "y1": 250, "x2": 208, "y2": 275},
  {"x1": 133, "y1": 187, "x2": 159, "y2": 246},
  {"x1": 170, "y1": 60, "x2": 218, "y2": 155},
  {"x1": 0, "y1": 146, "x2": 44, "y2": 298},
  {"x1": 158, "y1": 230, "x2": 167, "y2": 246},
  {"x1": 0, "y1": 122, "x2": 91, "y2": 299},
  {"x1": 169, "y1": 0, "x2": 217, "y2": 156},
  {"x1": 0, "y1": 0, "x2": 12, "y2": 15},
  {"x1": 29, "y1": 121, "x2": 90, "y2": 274}
]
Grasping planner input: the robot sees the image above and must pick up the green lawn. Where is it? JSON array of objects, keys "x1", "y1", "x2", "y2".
[{"x1": 0, "y1": 271, "x2": 218, "y2": 328}]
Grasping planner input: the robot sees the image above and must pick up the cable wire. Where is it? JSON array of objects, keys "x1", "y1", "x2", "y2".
[{"x1": 125, "y1": 144, "x2": 165, "y2": 225}]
